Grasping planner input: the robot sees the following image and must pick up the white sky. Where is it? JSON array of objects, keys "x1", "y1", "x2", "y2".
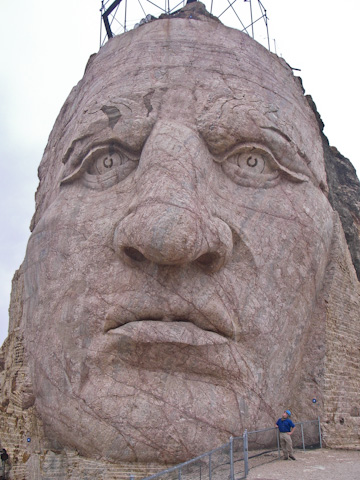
[{"x1": 0, "y1": 0, "x2": 358, "y2": 346}]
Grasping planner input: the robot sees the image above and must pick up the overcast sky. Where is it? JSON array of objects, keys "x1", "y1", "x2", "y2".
[{"x1": 0, "y1": 0, "x2": 358, "y2": 346}]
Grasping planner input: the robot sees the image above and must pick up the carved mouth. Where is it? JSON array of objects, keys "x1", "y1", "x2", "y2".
[
  {"x1": 99, "y1": 305, "x2": 247, "y2": 377},
  {"x1": 105, "y1": 320, "x2": 229, "y2": 346},
  {"x1": 104, "y1": 306, "x2": 235, "y2": 344}
]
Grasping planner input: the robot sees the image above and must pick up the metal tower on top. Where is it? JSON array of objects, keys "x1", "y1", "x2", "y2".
[{"x1": 100, "y1": 0, "x2": 270, "y2": 50}]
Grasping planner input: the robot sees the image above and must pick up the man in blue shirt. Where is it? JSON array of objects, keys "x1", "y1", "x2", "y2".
[{"x1": 276, "y1": 410, "x2": 296, "y2": 460}]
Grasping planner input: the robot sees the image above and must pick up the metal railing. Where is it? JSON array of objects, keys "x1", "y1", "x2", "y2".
[
  {"x1": 136, "y1": 417, "x2": 322, "y2": 480},
  {"x1": 238, "y1": 418, "x2": 322, "y2": 477}
]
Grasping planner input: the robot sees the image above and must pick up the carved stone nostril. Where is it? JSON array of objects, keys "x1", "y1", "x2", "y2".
[
  {"x1": 196, "y1": 252, "x2": 219, "y2": 267},
  {"x1": 123, "y1": 247, "x2": 146, "y2": 262}
]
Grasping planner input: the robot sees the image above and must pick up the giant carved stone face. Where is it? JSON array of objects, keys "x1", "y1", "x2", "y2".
[{"x1": 23, "y1": 16, "x2": 334, "y2": 464}]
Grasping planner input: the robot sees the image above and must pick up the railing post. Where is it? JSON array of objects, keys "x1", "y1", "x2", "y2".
[
  {"x1": 208, "y1": 452, "x2": 212, "y2": 480},
  {"x1": 134, "y1": 420, "x2": 321, "y2": 480},
  {"x1": 243, "y1": 429, "x2": 249, "y2": 478},
  {"x1": 229, "y1": 436, "x2": 234, "y2": 480},
  {"x1": 318, "y1": 416, "x2": 322, "y2": 448},
  {"x1": 300, "y1": 422, "x2": 305, "y2": 451}
]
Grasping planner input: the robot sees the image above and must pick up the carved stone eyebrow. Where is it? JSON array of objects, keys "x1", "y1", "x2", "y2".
[
  {"x1": 258, "y1": 125, "x2": 319, "y2": 183},
  {"x1": 62, "y1": 134, "x2": 93, "y2": 165},
  {"x1": 259, "y1": 125, "x2": 292, "y2": 144}
]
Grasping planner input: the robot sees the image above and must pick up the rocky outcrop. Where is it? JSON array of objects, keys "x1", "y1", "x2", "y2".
[
  {"x1": 324, "y1": 144, "x2": 360, "y2": 280},
  {"x1": 306, "y1": 94, "x2": 360, "y2": 279}
]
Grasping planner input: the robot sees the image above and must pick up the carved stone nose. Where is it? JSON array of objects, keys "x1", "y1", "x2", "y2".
[{"x1": 114, "y1": 203, "x2": 233, "y2": 272}]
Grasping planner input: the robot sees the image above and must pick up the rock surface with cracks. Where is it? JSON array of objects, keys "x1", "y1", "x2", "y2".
[{"x1": 0, "y1": 2, "x2": 359, "y2": 478}]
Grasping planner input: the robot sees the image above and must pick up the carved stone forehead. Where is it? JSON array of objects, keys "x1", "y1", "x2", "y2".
[{"x1": 34, "y1": 16, "x2": 326, "y2": 227}]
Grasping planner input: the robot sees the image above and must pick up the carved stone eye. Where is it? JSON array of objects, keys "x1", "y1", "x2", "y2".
[
  {"x1": 222, "y1": 144, "x2": 280, "y2": 188},
  {"x1": 88, "y1": 151, "x2": 123, "y2": 175},
  {"x1": 61, "y1": 143, "x2": 138, "y2": 190},
  {"x1": 247, "y1": 156, "x2": 258, "y2": 167},
  {"x1": 235, "y1": 151, "x2": 267, "y2": 174},
  {"x1": 103, "y1": 156, "x2": 113, "y2": 168}
]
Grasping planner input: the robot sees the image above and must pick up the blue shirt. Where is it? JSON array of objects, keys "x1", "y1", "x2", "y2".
[{"x1": 276, "y1": 418, "x2": 295, "y2": 432}]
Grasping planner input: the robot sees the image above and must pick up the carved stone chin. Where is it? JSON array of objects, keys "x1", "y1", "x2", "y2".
[{"x1": 1, "y1": 2, "x2": 359, "y2": 477}]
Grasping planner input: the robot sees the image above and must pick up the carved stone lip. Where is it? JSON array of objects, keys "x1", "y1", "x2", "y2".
[
  {"x1": 106, "y1": 320, "x2": 229, "y2": 346},
  {"x1": 104, "y1": 302, "x2": 235, "y2": 342}
]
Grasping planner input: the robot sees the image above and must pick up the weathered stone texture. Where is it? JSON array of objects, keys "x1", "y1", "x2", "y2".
[
  {"x1": 321, "y1": 218, "x2": 360, "y2": 448},
  {"x1": 0, "y1": 3, "x2": 359, "y2": 478},
  {"x1": 306, "y1": 94, "x2": 360, "y2": 280},
  {"x1": 324, "y1": 145, "x2": 360, "y2": 280}
]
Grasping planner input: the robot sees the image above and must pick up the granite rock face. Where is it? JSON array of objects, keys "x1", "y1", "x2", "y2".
[
  {"x1": 323, "y1": 145, "x2": 360, "y2": 279},
  {"x1": 306, "y1": 94, "x2": 360, "y2": 280},
  {"x1": 0, "y1": 3, "x2": 359, "y2": 478}
]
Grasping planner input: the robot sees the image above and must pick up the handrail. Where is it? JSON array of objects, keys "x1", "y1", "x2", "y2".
[
  {"x1": 138, "y1": 417, "x2": 321, "y2": 480},
  {"x1": 141, "y1": 441, "x2": 232, "y2": 480}
]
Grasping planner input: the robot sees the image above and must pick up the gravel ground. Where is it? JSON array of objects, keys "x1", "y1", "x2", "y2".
[{"x1": 245, "y1": 449, "x2": 360, "y2": 480}]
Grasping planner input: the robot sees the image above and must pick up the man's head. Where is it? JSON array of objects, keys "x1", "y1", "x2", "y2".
[{"x1": 22, "y1": 12, "x2": 334, "y2": 464}]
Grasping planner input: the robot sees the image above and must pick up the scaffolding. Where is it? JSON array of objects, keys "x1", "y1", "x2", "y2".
[{"x1": 100, "y1": 0, "x2": 270, "y2": 50}]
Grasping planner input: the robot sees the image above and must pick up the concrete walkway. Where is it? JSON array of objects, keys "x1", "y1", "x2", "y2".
[{"x1": 245, "y1": 449, "x2": 360, "y2": 480}]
